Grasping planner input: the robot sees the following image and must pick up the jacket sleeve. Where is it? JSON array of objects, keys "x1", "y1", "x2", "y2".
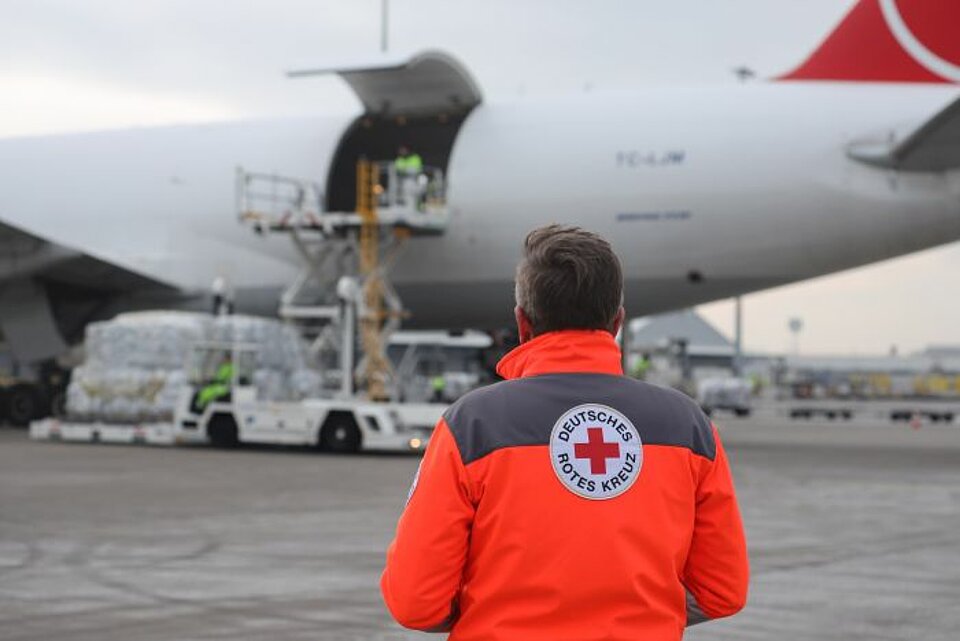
[
  {"x1": 381, "y1": 419, "x2": 476, "y2": 631},
  {"x1": 683, "y1": 424, "x2": 749, "y2": 624}
]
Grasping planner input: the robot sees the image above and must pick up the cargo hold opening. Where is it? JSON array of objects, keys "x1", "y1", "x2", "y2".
[
  {"x1": 287, "y1": 50, "x2": 482, "y2": 213},
  {"x1": 325, "y1": 111, "x2": 471, "y2": 213}
]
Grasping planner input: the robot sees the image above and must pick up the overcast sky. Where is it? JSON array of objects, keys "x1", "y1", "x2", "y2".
[{"x1": 2, "y1": 0, "x2": 958, "y2": 355}]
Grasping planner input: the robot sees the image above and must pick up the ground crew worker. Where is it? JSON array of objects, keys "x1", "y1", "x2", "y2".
[
  {"x1": 381, "y1": 225, "x2": 748, "y2": 640},
  {"x1": 394, "y1": 145, "x2": 423, "y2": 208},
  {"x1": 394, "y1": 145, "x2": 423, "y2": 174},
  {"x1": 430, "y1": 373, "x2": 446, "y2": 403},
  {"x1": 196, "y1": 355, "x2": 234, "y2": 410},
  {"x1": 749, "y1": 371, "x2": 764, "y2": 395},
  {"x1": 211, "y1": 276, "x2": 234, "y2": 316},
  {"x1": 632, "y1": 351, "x2": 652, "y2": 380}
]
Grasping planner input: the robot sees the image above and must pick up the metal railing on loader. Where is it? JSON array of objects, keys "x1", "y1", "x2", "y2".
[{"x1": 236, "y1": 160, "x2": 450, "y2": 402}]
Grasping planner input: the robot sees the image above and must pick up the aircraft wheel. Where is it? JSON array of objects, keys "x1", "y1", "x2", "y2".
[
  {"x1": 320, "y1": 414, "x2": 361, "y2": 453},
  {"x1": 207, "y1": 413, "x2": 239, "y2": 448},
  {"x1": 5, "y1": 385, "x2": 38, "y2": 427}
]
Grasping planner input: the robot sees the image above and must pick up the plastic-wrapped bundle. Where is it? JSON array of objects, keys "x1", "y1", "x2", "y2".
[
  {"x1": 66, "y1": 311, "x2": 315, "y2": 422},
  {"x1": 84, "y1": 312, "x2": 211, "y2": 370},
  {"x1": 68, "y1": 312, "x2": 210, "y2": 422},
  {"x1": 66, "y1": 364, "x2": 173, "y2": 422},
  {"x1": 253, "y1": 369, "x2": 286, "y2": 401},
  {"x1": 99, "y1": 396, "x2": 139, "y2": 423},
  {"x1": 288, "y1": 368, "x2": 324, "y2": 400},
  {"x1": 278, "y1": 325, "x2": 308, "y2": 371},
  {"x1": 212, "y1": 316, "x2": 278, "y2": 369},
  {"x1": 65, "y1": 376, "x2": 96, "y2": 420},
  {"x1": 154, "y1": 370, "x2": 187, "y2": 408},
  {"x1": 210, "y1": 315, "x2": 309, "y2": 372}
]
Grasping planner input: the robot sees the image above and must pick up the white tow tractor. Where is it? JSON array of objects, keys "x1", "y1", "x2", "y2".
[{"x1": 174, "y1": 341, "x2": 439, "y2": 453}]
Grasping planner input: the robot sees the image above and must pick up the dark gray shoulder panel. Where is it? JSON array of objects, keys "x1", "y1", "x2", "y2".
[{"x1": 443, "y1": 373, "x2": 716, "y2": 464}]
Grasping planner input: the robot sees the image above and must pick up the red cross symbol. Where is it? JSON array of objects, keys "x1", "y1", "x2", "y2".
[{"x1": 574, "y1": 427, "x2": 621, "y2": 475}]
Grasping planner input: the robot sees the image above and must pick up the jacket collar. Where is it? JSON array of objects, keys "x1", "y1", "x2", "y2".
[{"x1": 496, "y1": 330, "x2": 624, "y2": 380}]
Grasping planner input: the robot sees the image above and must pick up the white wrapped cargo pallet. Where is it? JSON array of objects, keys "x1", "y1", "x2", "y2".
[
  {"x1": 288, "y1": 368, "x2": 324, "y2": 400},
  {"x1": 253, "y1": 369, "x2": 286, "y2": 401},
  {"x1": 65, "y1": 311, "x2": 315, "y2": 423},
  {"x1": 84, "y1": 311, "x2": 212, "y2": 370},
  {"x1": 210, "y1": 316, "x2": 307, "y2": 371}
]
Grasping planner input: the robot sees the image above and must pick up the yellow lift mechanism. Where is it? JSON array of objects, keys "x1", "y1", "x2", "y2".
[{"x1": 356, "y1": 158, "x2": 405, "y2": 401}]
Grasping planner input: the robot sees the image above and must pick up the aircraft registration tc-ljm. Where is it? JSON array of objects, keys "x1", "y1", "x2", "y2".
[{"x1": 0, "y1": 0, "x2": 958, "y2": 362}]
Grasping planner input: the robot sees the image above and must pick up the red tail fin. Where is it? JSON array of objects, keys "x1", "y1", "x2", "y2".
[{"x1": 780, "y1": 0, "x2": 960, "y2": 83}]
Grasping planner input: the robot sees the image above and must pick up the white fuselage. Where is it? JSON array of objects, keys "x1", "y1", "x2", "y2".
[{"x1": 1, "y1": 82, "x2": 959, "y2": 328}]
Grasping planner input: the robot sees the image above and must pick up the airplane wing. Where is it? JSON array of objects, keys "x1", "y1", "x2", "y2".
[
  {"x1": 848, "y1": 94, "x2": 960, "y2": 171},
  {"x1": 0, "y1": 219, "x2": 170, "y2": 292},
  {"x1": 0, "y1": 219, "x2": 174, "y2": 360}
]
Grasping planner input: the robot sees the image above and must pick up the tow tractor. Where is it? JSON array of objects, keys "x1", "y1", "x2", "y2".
[
  {"x1": 174, "y1": 340, "x2": 436, "y2": 452},
  {"x1": 173, "y1": 159, "x2": 451, "y2": 452}
]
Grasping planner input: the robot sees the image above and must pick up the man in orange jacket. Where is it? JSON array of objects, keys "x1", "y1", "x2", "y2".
[{"x1": 381, "y1": 225, "x2": 749, "y2": 640}]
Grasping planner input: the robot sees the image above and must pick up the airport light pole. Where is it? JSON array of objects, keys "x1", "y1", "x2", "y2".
[
  {"x1": 733, "y1": 296, "x2": 743, "y2": 376},
  {"x1": 381, "y1": 0, "x2": 389, "y2": 52},
  {"x1": 788, "y1": 317, "x2": 804, "y2": 357}
]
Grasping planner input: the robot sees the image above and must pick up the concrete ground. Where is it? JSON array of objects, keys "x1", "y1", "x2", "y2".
[{"x1": 1, "y1": 416, "x2": 958, "y2": 640}]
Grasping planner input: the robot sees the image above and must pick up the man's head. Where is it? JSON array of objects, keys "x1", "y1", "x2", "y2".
[
  {"x1": 514, "y1": 224, "x2": 625, "y2": 342},
  {"x1": 397, "y1": 145, "x2": 409, "y2": 157}
]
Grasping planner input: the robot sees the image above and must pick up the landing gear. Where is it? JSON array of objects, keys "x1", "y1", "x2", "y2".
[{"x1": 3, "y1": 384, "x2": 39, "y2": 427}]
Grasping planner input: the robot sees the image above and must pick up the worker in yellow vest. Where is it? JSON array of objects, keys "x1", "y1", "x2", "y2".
[
  {"x1": 197, "y1": 356, "x2": 234, "y2": 411},
  {"x1": 395, "y1": 145, "x2": 423, "y2": 174},
  {"x1": 632, "y1": 352, "x2": 652, "y2": 380},
  {"x1": 431, "y1": 374, "x2": 447, "y2": 403},
  {"x1": 394, "y1": 145, "x2": 424, "y2": 208}
]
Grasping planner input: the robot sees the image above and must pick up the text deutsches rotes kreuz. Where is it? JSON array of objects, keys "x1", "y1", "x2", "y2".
[{"x1": 550, "y1": 404, "x2": 643, "y2": 500}]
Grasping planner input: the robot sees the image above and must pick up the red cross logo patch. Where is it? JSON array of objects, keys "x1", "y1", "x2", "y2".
[{"x1": 549, "y1": 403, "x2": 643, "y2": 500}]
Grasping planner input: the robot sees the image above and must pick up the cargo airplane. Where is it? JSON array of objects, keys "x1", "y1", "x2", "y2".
[{"x1": 0, "y1": 0, "x2": 958, "y2": 368}]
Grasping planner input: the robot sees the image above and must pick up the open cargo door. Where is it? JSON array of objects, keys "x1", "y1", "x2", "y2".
[
  {"x1": 289, "y1": 49, "x2": 482, "y2": 116},
  {"x1": 289, "y1": 50, "x2": 483, "y2": 212}
]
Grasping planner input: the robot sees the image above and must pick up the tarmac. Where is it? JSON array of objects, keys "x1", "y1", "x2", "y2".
[{"x1": 1, "y1": 414, "x2": 959, "y2": 640}]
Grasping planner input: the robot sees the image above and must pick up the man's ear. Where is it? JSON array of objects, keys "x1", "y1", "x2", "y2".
[
  {"x1": 515, "y1": 306, "x2": 535, "y2": 344},
  {"x1": 610, "y1": 306, "x2": 626, "y2": 337}
]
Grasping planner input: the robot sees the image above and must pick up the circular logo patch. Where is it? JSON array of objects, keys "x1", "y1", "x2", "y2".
[{"x1": 550, "y1": 403, "x2": 643, "y2": 500}]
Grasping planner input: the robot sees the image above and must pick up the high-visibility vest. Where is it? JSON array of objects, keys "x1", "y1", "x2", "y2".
[
  {"x1": 395, "y1": 153, "x2": 423, "y2": 173},
  {"x1": 632, "y1": 357, "x2": 651, "y2": 379},
  {"x1": 215, "y1": 362, "x2": 234, "y2": 384}
]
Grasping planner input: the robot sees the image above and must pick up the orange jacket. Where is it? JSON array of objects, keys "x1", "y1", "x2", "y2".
[{"x1": 382, "y1": 330, "x2": 748, "y2": 640}]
